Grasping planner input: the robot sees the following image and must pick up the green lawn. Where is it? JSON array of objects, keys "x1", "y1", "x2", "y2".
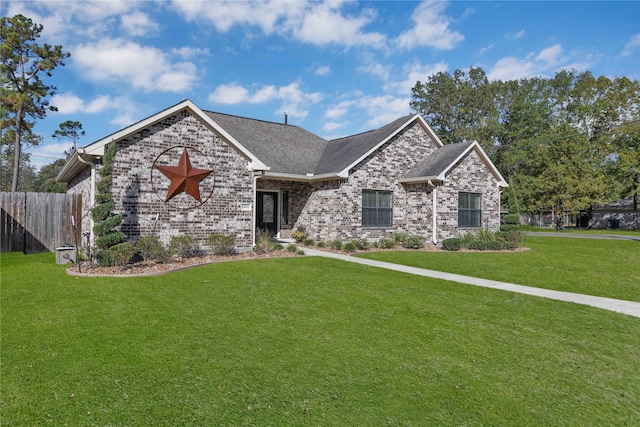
[
  {"x1": 359, "y1": 236, "x2": 640, "y2": 302},
  {"x1": 1, "y1": 251, "x2": 639, "y2": 426}
]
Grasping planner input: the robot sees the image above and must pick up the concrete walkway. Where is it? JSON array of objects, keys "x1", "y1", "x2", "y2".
[{"x1": 303, "y1": 247, "x2": 640, "y2": 319}]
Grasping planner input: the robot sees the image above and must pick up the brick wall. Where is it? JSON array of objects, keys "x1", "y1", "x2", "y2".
[{"x1": 70, "y1": 111, "x2": 256, "y2": 252}]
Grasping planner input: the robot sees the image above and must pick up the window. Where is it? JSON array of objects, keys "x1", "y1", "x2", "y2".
[
  {"x1": 458, "y1": 192, "x2": 481, "y2": 227},
  {"x1": 362, "y1": 190, "x2": 393, "y2": 227}
]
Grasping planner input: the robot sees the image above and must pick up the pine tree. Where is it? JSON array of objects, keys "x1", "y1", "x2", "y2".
[{"x1": 92, "y1": 142, "x2": 124, "y2": 250}]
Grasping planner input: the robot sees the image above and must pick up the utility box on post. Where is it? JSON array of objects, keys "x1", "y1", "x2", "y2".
[{"x1": 55, "y1": 246, "x2": 76, "y2": 264}]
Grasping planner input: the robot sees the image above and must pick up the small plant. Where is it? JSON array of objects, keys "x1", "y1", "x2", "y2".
[
  {"x1": 376, "y1": 237, "x2": 396, "y2": 249},
  {"x1": 291, "y1": 227, "x2": 306, "y2": 242},
  {"x1": 134, "y1": 236, "x2": 167, "y2": 262},
  {"x1": 329, "y1": 239, "x2": 343, "y2": 251},
  {"x1": 169, "y1": 235, "x2": 199, "y2": 258},
  {"x1": 108, "y1": 242, "x2": 135, "y2": 269},
  {"x1": 286, "y1": 243, "x2": 299, "y2": 253},
  {"x1": 255, "y1": 229, "x2": 275, "y2": 253},
  {"x1": 272, "y1": 243, "x2": 284, "y2": 251},
  {"x1": 400, "y1": 234, "x2": 425, "y2": 249},
  {"x1": 343, "y1": 241, "x2": 357, "y2": 253},
  {"x1": 207, "y1": 234, "x2": 236, "y2": 256},
  {"x1": 353, "y1": 238, "x2": 370, "y2": 250},
  {"x1": 301, "y1": 237, "x2": 315, "y2": 247},
  {"x1": 316, "y1": 241, "x2": 326, "y2": 248},
  {"x1": 442, "y1": 238, "x2": 461, "y2": 251}
]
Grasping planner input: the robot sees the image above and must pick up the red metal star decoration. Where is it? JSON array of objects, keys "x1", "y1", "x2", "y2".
[{"x1": 155, "y1": 148, "x2": 213, "y2": 202}]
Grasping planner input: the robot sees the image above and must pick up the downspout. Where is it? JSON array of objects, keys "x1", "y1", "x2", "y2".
[
  {"x1": 76, "y1": 149, "x2": 96, "y2": 247},
  {"x1": 251, "y1": 171, "x2": 261, "y2": 248},
  {"x1": 428, "y1": 180, "x2": 437, "y2": 245}
]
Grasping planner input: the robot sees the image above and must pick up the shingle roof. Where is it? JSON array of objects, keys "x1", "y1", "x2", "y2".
[
  {"x1": 314, "y1": 115, "x2": 414, "y2": 175},
  {"x1": 204, "y1": 111, "x2": 328, "y2": 175},
  {"x1": 404, "y1": 141, "x2": 473, "y2": 180}
]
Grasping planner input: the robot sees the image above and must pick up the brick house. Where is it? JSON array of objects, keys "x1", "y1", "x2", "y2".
[{"x1": 57, "y1": 99, "x2": 507, "y2": 252}]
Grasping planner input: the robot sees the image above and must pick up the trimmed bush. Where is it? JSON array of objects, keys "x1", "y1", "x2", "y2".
[
  {"x1": 400, "y1": 234, "x2": 426, "y2": 249},
  {"x1": 207, "y1": 234, "x2": 236, "y2": 256},
  {"x1": 504, "y1": 213, "x2": 520, "y2": 225},
  {"x1": 500, "y1": 224, "x2": 520, "y2": 232},
  {"x1": 134, "y1": 236, "x2": 168, "y2": 262},
  {"x1": 376, "y1": 237, "x2": 396, "y2": 249},
  {"x1": 329, "y1": 239, "x2": 343, "y2": 251},
  {"x1": 442, "y1": 238, "x2": 461, "y2": 251},
  {"x1": 169, "y1": 235, "x2": 199, "y2": 258},
  {"x1": 353, "y1": 238, "x2": 369, "y2": 250},
  {"x1": 343, "y1": 242, "x2": 357, "y2": 253},
  {"x1": 108, "y1": 242, "x2": 135, "y2": 268},
  {"x1": 301, "y1": 237, "x2": 315, "y2": 247}
]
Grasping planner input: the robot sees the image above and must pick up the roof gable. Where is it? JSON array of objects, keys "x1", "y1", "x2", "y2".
[
  {"x1": 403, "y1": 140, "x2": 508, "y2": 186},
  {"x1": 314, "y1": 114, "x2": 443, "y2": 176},
  {"x1": 204, "y1": 111, "x2": 327, "y2": 175}
]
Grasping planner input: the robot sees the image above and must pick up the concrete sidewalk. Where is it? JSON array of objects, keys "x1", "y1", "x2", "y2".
[{"x1": 303, "y1": 247, "x2": 640, "y2": 319}]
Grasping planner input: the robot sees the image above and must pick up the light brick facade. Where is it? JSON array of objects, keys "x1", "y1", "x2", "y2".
[{"x1": 65, "y1": 102, "x2": 506, "y2": 251}]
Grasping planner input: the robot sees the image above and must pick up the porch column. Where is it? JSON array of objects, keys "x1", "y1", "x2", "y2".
[{"x1": 428, "y1": 180, "x2": 437, "y2": 245}]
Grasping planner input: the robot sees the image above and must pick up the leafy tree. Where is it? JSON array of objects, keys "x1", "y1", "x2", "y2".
[
  {"x1": 607, "y1": 121, "x2": 640, "y2": 229},
  {"x1": 410, "y1": 67, "x2": 640, "y2": 214},
  {"x1": 52, "y1": 120, "x2": 84, "y2": 149},
  {"x1": 0, "y1": 14, "x2": 70, "y2": 192},
  {"x1": 92, "y1": 142, "x2": 125, "y2": 252},
  {"x1": 32, "y1": 157, "x2": 67, "y2": 193}
]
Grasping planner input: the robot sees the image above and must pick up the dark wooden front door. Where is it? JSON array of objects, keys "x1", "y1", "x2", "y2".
[{"x1": 256, "y1": 191, "x2": 278, "y2": 234}]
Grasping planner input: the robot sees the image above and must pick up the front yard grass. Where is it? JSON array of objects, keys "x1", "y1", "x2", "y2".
[
  {"x1": 1, "y1": 251, "x2": 639, "y2": 425},
  {"x1": 359, "y1": 236, "x2": 640, "y2": 302}
]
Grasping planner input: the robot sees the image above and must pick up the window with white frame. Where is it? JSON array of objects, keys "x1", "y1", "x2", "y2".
[
  {"x1": 362, "y1": 190, "x2": 393, "y2": 227},
  {"x1": 458, "y1": 192, "x2": 481, "y2": 227}
]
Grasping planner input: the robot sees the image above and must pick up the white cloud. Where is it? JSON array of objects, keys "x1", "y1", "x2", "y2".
[
  {"x1": 73, "y1": 39, "x2": 198, "y2": 92},
  {"x1": 50, "y1": 93, "x2": 113, "y2": 114},
  {"x1": 384, "y1": 61, "x2": 448, "y2": 95},
  {"x1": 506, "y1": 29, "x2": 525, "y2": 40},
  {"x1": 315, "y1": 65, "x2": 331, "y2": 76},
  {"x1": 536, "y1": 43, "x2": 563, "y2": 66},
  {"x1": 121, "y1": 12, "x2": 159, "y2": 37},
  {"x1": 479, "y1": 44, "x2": 494, "y2": 56},
  {"x1": 172, "y1": 0, "x2": 386, "y2": 49},
  {"x1": 171, "y1": 46, "x2": 211, "y2": 60},
  {"x1": 488, "y1": 44, "x2": 569, "y2": 81},
  {"x1": 323, "y1": 121, "x2": 346, "y2": 132},
  {"x1": 395, "y1": 1, "x2": 464, "y2": 50},
  {"x1": 622, "y1": 34, "x2": 640, "y2": 57},
  {"x1": 358, "y1": 62, "x2": 392, "y2": 81},
  {"x1": 209, "y1": 81, "x2": 323, "y2": 119}
]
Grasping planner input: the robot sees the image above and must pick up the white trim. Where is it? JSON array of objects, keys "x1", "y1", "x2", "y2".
[
  {"x1": 260, "y1": 171, "x2": 345, "y2": 182},
  {"x1": 57, "y1": 99, "x2": 270, "y2": 183}
]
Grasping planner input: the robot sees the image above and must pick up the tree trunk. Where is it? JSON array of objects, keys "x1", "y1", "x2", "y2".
[{"x1": 11, "y1": 104, "x2": 23, "y2": 193}]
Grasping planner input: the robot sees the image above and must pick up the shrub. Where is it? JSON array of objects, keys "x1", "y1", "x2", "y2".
[
  {"x1": 286, "y1": 244, "x2": 299, "y2": 253},
  {"x1": 343, "y1": 242, "x2": 357, "y2": 253},
  {"x1": 376, "y1": 237, "x2": 396, "y2": 249},
  {"x1": 256, "y1": 229, "x2": 276, "y2": 253},
  {"x1": 504, "y1": 213, "x2": 520, "y2": 225},
  {"x1": 400, "y1": 234, "x2": 426, "y2": 249},
  {"x1": 393, "y1": 232, "x2": 410, "y2": 245},
  {"x1": 97, "y1": 250, "x2": 113, "y2": 267},
  {"x1": 353, "y1": 238, "x2": 369, "y2": 250},
  {"x1": 207, "y1": 234, "x2": 236, "y2": 256},
  {"x1": 108, "y1": 242, "x2": 135, "y2": 269},
  {"x1": 169, "y1": 235, "x2": 199, "y2": 258},
  {"x1": 134, "y1": 236, "x2": 167, "y2": 262},
  {"x1": 316, "y1": 241, "x2": 326, "y2": 248},
  {"x1": 271, "y1": 243, "x2": 284, "y2": 251},
  {"x1": 442, "y1": 238, "x2": 461, "y2": 251},
  {"x1": 301, "y1": 237, "x2": 315, "y2": 247},
  {"x1": 500, "y1": 224, "x2": 520, "y2": 232},
  {"x1": 291, "y1": 227, "x2": 306, "y2": 242},
  {"x1": 329, "y1": 239, "x2": 343, "y2": 251}
]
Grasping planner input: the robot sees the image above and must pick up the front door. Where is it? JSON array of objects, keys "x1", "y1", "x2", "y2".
[{"x1": 256, "y1": 191, "x2": 278, "y2": 234}]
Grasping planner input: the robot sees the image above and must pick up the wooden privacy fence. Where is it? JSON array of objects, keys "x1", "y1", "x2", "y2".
[{"x1": 0, "y1": 192, "x2": 82, "y2": 253}]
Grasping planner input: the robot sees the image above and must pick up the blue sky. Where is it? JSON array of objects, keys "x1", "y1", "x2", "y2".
[{"x1": 3, "y1": 0, "x2": 639, "y2": 169}]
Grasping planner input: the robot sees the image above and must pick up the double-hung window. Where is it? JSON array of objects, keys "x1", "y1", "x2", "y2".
[
  {"x1": 362, "y1": 190, "x2": 393, "y2": 227},
  {"x1": 458, "y1": 192, "x2": 481, "y2": 227}
]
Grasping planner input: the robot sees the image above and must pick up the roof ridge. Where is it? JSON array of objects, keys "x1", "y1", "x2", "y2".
[{"x1": 204, "y1": 109, "x2": 299, "y2": 128}]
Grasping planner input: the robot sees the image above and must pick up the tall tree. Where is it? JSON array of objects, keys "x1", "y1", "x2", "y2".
[
  {"x1": 52, "y1": 120, "x2": 84, "y2": 150},
  {"x1": 0, "y1": 14, "x2": 70, "y2": 192}
]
